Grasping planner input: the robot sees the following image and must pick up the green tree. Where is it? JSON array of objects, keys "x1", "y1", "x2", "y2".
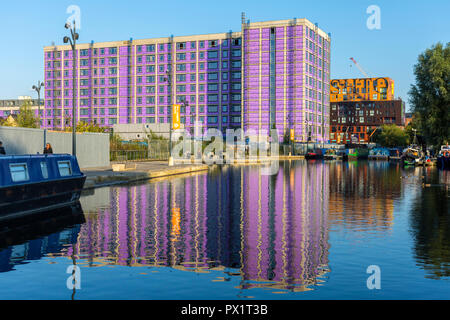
[
  {"x1": 0, "y1": 117, "x2": 8, "y2": 126},
  {"x1": 16, "y1": 99, "x2": 40, "y2": 128},
  {"x1": 409, "y1": 42, "x2": 450, "y2": 148},
  {"x1": 64, "y1": 121, "x2": 107, "y2": 133},
  {"x1": 374, "y1": 124, "x2": 409, "y2": 147}
]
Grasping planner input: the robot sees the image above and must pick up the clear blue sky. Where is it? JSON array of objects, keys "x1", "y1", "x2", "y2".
[{"x1": 0, "y1": 0, "x2": 449, "y2": 111}]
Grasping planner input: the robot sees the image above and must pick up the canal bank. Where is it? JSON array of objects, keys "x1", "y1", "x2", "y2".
[{"x1": 82, "y1": 161, "x2": 209, "y2": 189}]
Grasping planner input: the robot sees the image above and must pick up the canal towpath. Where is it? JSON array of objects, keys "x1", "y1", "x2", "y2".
[{"x1": 82, "y1": 161, "x2": 209, "y2": 190}]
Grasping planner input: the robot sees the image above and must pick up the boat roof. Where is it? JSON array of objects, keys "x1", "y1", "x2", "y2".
[{"x1": 0, "y1": 154, "x2": 72, "y2": 159}]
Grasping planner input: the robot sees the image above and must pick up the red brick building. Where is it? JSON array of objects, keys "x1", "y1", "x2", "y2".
[{"x1": 329, "y1": 99, "x2": 405, "y2": 144}]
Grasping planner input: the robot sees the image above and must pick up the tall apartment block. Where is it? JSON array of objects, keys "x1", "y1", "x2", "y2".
[
  {"x1": 43, "y1": 16, "x2": 331, "y2": 142},
  {"x1": 242, "y1": 19, "x2": 331, "y2": 143}
]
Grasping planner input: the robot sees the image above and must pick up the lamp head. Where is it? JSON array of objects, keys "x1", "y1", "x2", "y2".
[
  {"x1": 65, "y1": 22, "x2": 71, "y2": 29},
  {"x1": 32, "y1": 85, "x2": 36, "y2": 90},
  {"x1": 63, "y1": 36, "x2": 70, "y2": 44}
]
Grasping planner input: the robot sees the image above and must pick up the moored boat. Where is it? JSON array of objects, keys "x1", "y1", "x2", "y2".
[
  {"x1": 368, "y1": 147, "x2": 390, "y2": 160},
  {"x1": 388, "y1": 148, "x2": 402, "y2": 162},
  {"x1": 347, "y1": 148, "x2": 368, "y2": 160},
  {"x1": 305, "y1": 149, "x2": 324, "y2": 160},
  {"x1": 437, "y1": 145, "x2": 450, "y2": 169},
  {"x1": 422, "y1": 156, "x2": 436, "y2": 166},
  {"x1": 0, "y1": 154, "x2": 86, "y2": 221},
  {"x1": 401, "y1": 145, "x2": 423, "y2": 166},
  {"x1": 323, "y1": 149, "x2": 342, "y2": 160},
  {"x1": 345, "y1": 145, "x2": 369, "y2": 160}
]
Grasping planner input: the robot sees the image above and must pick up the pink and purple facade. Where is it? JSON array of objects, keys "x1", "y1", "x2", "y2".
[
  {"x1": 242, "y1": 19, "x2": 331, "y2": 143},
  {"x1": 43, "y1": 18, "x2": 330, "y2": 142}
]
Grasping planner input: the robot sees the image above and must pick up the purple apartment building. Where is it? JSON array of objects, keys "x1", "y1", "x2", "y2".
[{"x1": 43, "y1": 17, "x2": 330, "y2": 142}]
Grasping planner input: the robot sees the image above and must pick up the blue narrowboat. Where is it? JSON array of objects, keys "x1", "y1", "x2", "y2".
[{"x1": 0, "y1": 154, "x2": 86, "y2": 221}]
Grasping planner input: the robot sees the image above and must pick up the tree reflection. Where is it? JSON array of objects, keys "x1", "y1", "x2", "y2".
[{"x1": 410, "y1": 171, "x2": 450, "y2": 279}]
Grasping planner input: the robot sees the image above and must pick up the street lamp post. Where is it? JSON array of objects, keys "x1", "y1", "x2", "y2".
[
  {"x1": 32, "y1": 81, "x2": 44, "y2": 126},
  {"x1": 64, "y1": 21, "x2": 79, "y2": 156}
]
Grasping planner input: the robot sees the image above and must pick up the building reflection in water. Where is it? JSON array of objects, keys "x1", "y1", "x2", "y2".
[
  {"x1": 239, "y1": 161, "x2": 330, "y2": 291},
  {"x1": 70, "y1": 161, "x2": 330, "y2": 292},
  {"x1": 2, "y1": 163, "x2": 449, "y2": 294},
  {"x1": 327, "y1": 161, "x2": 402, "y2": 230}
]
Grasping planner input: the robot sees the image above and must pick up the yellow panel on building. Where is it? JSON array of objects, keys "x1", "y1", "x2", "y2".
[{"x1": 330, "y1": 77, "x2": 394, "y2": 102}]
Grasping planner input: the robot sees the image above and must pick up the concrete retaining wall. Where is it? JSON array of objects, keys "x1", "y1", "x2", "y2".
[{"x1": 0, "y1": 126, "x2": 110, "y2": 169}]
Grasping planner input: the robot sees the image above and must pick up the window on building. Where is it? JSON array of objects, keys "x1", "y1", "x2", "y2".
[
  {"x1": 231, "y1": 49, "x2": 241, "y2": 57},
  {"x1": 208, "y1": 61, "x2": 218, "y2": 69},
  {"x1": 208, "y1": 51, "x2": 218, "y2": 59},
  {"x1": 207, "y1": 105, "x2": 218, "y2": 113},
  {"x1": 208, "y1": 73, "x2": 218, "y2": 80},
  {"x1": 207, "y1": 94, "x2": 218, "y2": 102},
  {"x1": 231, "y1": 71, "x2": 241, "y2": 79},
  {"x1": 231, "y1": 60, "x2": 241, "y2": 68},
  {"x1": 208, "y1": 116, "x2": 218, "y2": 124},
  {"x1": 208, "y1": 83, "x2": 218, "y2": 91}
]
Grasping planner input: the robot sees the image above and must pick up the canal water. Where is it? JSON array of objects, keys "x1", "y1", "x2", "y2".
[{"x1": 0, "y1": 160, "x2": 449, "y2": 300}]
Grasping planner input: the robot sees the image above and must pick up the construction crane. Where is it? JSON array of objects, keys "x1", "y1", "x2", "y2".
[{"x1": 350, "y1": 57, "x2": 370, "y2": 78}]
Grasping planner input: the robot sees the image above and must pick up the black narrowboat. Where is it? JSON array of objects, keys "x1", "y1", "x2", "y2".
[{"x1": 0, "y1": 154, "x2": 86, "y2": 221}]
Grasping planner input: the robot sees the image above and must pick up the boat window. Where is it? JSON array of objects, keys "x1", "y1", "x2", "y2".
[
  {"x1": 58, "y1": 161, "x2": 72, "y2": 177},
  {"x1": 40, "y1": 162, "x2": 49, "y2": 179},
  {"x1": 10, "y1": 163, "x2": 29, "y2": 182}
]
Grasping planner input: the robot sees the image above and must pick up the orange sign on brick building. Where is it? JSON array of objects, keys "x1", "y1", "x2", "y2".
[{"x1": 330, "y1": 77, "x2": 394, "y2": 102}]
